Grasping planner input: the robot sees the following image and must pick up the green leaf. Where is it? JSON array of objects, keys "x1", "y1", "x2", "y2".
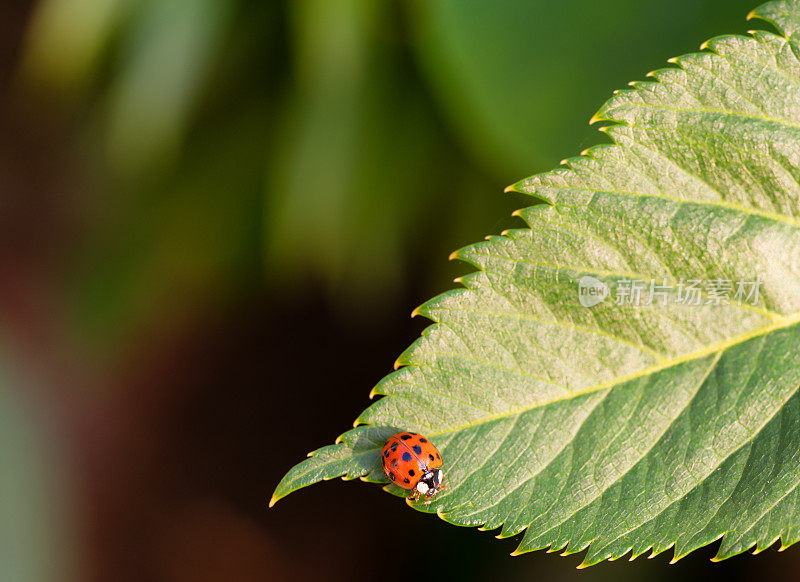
[{"x1": 272, "y1": 0, "x2": 800, "y2": 566}]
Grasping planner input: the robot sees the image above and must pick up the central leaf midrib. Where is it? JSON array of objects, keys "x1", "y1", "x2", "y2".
[
  {"x1": 413, "y1": 311, "x2": 800, "y2": 440},
  {"x1": 320, "y1": 283, "x2": 800, "y2": 497},
  {"x1": 570, "y1": 354, "x2": 800, "y2": 562}
]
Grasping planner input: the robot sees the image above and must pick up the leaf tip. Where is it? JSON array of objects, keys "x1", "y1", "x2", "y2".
[
  {"x1": 588, "y1": 112, "x2": 603, "y2": 125},
  {"x1": 268, "y1": 494, "x2": 278, "y2": 508},
  {"x1": 509, "y1": 549, "x2": 522, "y2": 557},
  {"x1": 670, "y1": 552, "x2": 687, "y2": 564},
  {"x1": 505, "y1": 178, "x2": 531, "y2": 194}
]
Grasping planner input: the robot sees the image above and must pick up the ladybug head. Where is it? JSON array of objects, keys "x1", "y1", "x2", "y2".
[{"x1": 415, "y1": 468, "x2": 443, "y2": 498}]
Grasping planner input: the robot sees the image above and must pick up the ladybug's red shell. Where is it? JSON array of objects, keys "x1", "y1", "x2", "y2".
[{"x1": 381, "y1": 431, "x2": 443, "y2": 499}]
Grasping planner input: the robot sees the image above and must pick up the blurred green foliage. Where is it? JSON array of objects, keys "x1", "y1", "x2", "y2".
[
  {"x1": 0, "y1": 359, "x2": 74, "y2": 582},
  {"x1": 18, "y1": 0, "x2": 757, "y2": 356}
]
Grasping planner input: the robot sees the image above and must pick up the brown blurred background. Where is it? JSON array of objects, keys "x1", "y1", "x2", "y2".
[{"x1": 2, "y1": 1, "x2": 799, "y2": 581}]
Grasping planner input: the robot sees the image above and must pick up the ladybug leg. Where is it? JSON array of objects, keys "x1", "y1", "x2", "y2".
[
  {"x1": 408, "y1": 490, "x2": 419, "y2": 503},
  {"x1": 424, "y1": 488, "x2": 440, "y2": 504}
]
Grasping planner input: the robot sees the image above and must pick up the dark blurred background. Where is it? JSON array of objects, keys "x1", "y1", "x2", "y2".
[{"x1": 1, "y1": 0, "x2": 797, "y2": 581}]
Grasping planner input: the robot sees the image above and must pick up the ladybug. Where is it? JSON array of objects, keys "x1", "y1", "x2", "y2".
[{"x1": 381, "y1": 431, "x2": 444, "y2": 502}]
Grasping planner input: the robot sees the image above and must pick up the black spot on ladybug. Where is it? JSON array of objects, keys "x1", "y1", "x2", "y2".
[
  {"x1": 419, "y1": 438, "x2": 428, "y2": 443},
  {"x1": 428, "y1": 454, "x2": 435, "y2": 462},
  {"x1": 400, "y1": 434, "x2": 411, "y2": 440},
  {"x1": 436, "y1": 453, "x2": 441, "y2": 460},
  {"x1": 388, "y1": 472, "x2": 396, "y2": 481},
  {"x1": 408, "y1": 469, "x2": 415, "y2": 477},
  {"x1": 402, "y1": 452, "x2": 412, "y2": 462},
  {"x1": 384, "y1": 450, "x2": 389, "y2": 457},
  {"x1": 391, "y1": 460, "x2": 398, "y2": 468},
  {"x1": 390, "y1": 442, "x2": 398, "y2": 451},
  {"x1": 412, "y1": 445, "x2": 422, "y2": 455},
  {"x1": 403, "y1": 478, "x2": 410, "y2": 484}
]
